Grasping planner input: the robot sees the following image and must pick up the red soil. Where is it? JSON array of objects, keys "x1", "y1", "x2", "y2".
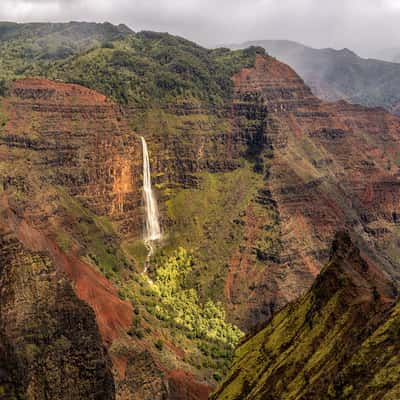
[
  {"x1": 1, "y1": 199, "x2": 132, "y2": 346},
  {"x1": 167, "y1": 369, "x2": 213, "y2": 400},
  {"x1": 11, "y1": 78, "x2": 110, "y2": 105}
]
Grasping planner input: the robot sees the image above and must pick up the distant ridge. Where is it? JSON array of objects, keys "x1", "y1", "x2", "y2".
[
  {"x1": 229, "y1": 39, "x2": 400, "y2": 115},
  {"x1": 0, "y1": 21, "x2": 133, "y2": 40}
]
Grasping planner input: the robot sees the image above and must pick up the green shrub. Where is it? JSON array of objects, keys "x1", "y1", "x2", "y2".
[
  {"x1": 0, "y1": 79, "x2": 7, "y2": 97},
  {"x1": 135, "y1": 329, "x2": 144, "y2": 339},
  {"x1": 213, "y1": 372, "x2": 222, "y2": 382},
  {"x1": 150, "y1": 248, "x2": 243, "y2": 348},
  {"x1": 101, "y1": 42, "x2": 115, "y2": 49},
  {"x1": 154, "y1": 339, "x2": 164, "y2": 351}
]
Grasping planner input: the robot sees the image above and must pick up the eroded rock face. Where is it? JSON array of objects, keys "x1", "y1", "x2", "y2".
[
  {"x1": 3, "y1": 64, "x2": 400, "y2": 335},
  {"x1": 212, "y1": 232, "x2": 400, "y2": 400},
  {"x1": 0, "y1": 78, "x2": 213, "y2": 400},
  {"x1": 2, "y1": 78, "x2": 143, "y2": 237},
  {"x1": 224, "y1": 55, "x2": 400, "y2": 329},
  {"x1": 1, "y1": 57, "x2": 400, "y2": 398},
  {"x1": 0, "y1": 227, "x2": 115, "y2": 399}
]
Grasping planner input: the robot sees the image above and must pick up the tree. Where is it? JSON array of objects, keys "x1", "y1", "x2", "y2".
[{"x1": 0, "y1": 80, "x2": 7, "y2": 97}]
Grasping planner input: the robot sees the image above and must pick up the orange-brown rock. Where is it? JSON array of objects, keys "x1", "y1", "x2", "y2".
[
  {"x1": 2, "y1": 77, "x2": 144, "y2": 237},
  {"x1": 0, "y1": 78, "x2": 212, "y2": 399},
  {"x1": 226, "y1": 55, "x2": 400, "y2": 329},
  {"x1": 0, "y1": 223, "x2": 115, "y2": 399}
]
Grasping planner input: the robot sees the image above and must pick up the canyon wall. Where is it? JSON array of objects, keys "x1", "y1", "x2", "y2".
[
  {"x1": 224, "y1": 55, "x2": 400, "y2": 328},
  {"x1": 0, "y1": 78, "x2": 214, "y2": 399},
  {"x1": 212, "y1": 232, "x2": 400, "y2": 400},
  {"x1": 0, "y1": 225, "x2": 115, "y2": 399},
  {"x1": 1, "y1": 52, "x2": 400, "y2": 398}
]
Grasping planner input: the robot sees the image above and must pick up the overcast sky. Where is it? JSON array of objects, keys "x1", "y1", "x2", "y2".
[{"x1": 1, "y1": 0, "x2": 399, "y2": 58}]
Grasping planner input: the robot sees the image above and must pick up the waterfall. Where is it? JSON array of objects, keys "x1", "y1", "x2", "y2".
[{"x1": 141, "y1": 137, "x2": 162, "y2": 258}]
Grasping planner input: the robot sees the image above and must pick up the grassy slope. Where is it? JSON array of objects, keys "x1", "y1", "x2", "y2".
[
  {"x1": 164, "y1": 165, "x2": 265, "y2": 301},
  {"x1": 212, "y1": 232, "x2": 400, "y2": 400}
]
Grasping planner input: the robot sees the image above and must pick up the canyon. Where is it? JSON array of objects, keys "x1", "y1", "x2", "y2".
[{"x1": 0, "y1": 22, "x2": 400, "y2": 399}]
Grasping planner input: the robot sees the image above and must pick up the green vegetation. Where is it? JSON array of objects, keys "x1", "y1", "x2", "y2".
[
  {"x1": 129, "y1": 107, "x2": 232, "y2": 137},
  {"x1": 56, "y1": 188, "x2": 129, "y2": 280},
  {"x1": 211, "y1": 233, "x2": 400, "y2": 400},
  {"x1": 150, "y1": 248, "x2": 243, "y2": 347},
  {"x1": 0, "y1": 103, "x2": 8, "y2": 132},
  {"x1": 0, "y1": 21, "x2": 132, "y2": 81},
  {"x1": 46, "y1": 34, "x2": 264, "y2": 107},
  {"x1": 0, "y1": 79, "x2": 7, "y2": 97},
  {"x1": 165, "y1": 165, "x2": 266, "y2": 302},
  {"x1": 154, "y1": 339, "x2": 164, "y2": 351},
  {"x1": 0, "y1": 22, "x2": 265, "y2": 108},
  {"x1": 118, "y1": 247, "x2": 244, "y2": 381}
]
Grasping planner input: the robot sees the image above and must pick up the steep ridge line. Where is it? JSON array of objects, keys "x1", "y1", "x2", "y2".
[
  {"x1": 224, "y1": 54, "x2": 400, "y2": 329},
  {"x1": 212, "y1": 231, "x2": 400, "y2": 400}
]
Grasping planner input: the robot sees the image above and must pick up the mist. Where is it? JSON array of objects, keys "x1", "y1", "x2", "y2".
[{"x1": 0, "y1": 0, "x2": 399, "y2": 59}]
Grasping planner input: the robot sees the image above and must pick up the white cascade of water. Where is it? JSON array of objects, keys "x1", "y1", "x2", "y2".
[{"x1": 141, "y1": 137, "x2": 162, "y2": 259}]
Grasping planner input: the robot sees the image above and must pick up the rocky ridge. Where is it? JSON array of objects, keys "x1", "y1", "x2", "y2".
[
  {"x1": 212, "y1": 231, "x2": 400, "y2": 400},
  {"x1": 230, "y1": 39, "x2": 400, "y2": 116},
  {"x1": 224, "y1": 55, "x2": 400, "y2": 328}
]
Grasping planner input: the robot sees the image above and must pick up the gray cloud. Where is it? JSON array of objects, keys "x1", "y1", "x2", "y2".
[{"x1": 0, "y1": 0, "x2": 399, "y2": 58}]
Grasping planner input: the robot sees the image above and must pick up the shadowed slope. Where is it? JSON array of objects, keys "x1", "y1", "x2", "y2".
[
  {"x1": 0, "y1": 225, "x2": 115, "y2": 399},
  {"x1": 212, "y1": 232, "x2": 399, "y2": 400}
]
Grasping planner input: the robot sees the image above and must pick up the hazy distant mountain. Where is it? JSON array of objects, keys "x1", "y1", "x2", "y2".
[
  {"x1": 374, "y1": 47, "x2": 400, "y2": 63},
  {"x1": 230, "y1": 39, "x2": 400, "y2": 115}
]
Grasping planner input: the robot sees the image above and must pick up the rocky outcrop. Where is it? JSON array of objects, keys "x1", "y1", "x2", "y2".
[
  {"x1": 212, "y1": 232, "x2": 400, "y2": 400},
  {"x1": 0, "y1": 226, "x2": 115, "y2": 399},
  {"x1": 224, "y1": 55, "x2": 400, "y2": 329},
  {"x1": 2, "y1": 78, "x2": 144, "y2": 238}
]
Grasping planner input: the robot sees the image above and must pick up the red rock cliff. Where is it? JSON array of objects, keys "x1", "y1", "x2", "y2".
[{"x1": 226, "y1": 55, "x2": 400, "y2": 328}]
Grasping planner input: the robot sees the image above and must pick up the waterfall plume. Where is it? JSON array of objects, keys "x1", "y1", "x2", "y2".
[{"x1": 141, "y1": 137, "x2": 162, "y2": 257}]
